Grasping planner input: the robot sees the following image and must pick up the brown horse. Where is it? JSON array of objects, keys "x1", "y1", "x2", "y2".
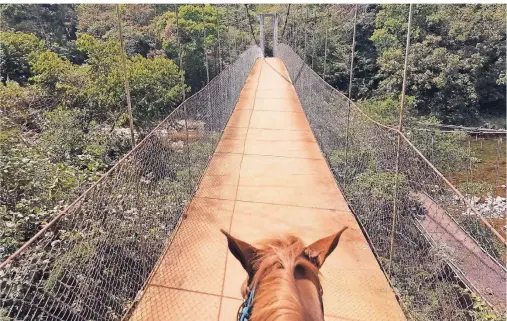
[{"x1": 221, "y1": 227, "x2": 348, "y2": 321}]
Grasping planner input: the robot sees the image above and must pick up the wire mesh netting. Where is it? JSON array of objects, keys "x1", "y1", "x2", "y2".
[
  {"x1": 277, "y1": 43, "x2": 506, "y2": 320},
  {"x1": 0, "y1": 46, "x2": 262, "y2": 321}
]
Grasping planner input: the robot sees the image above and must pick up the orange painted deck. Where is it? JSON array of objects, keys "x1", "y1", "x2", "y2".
[{"x1": 129, "y1": 58, "x2": 406, "y2": 321}]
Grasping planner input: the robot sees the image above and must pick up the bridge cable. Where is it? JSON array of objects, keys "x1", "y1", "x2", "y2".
[
  {"x1": 244, "y1": 4, "x2": 258, "y2": 46},
  {"x1": 175, "y1": 5, "x2": 185, "y2": 101},
  {"x1": 225, "y1": 5, "x2": 235, "y2": 59},
  {"x1": 116, "y1": 4, "x2": 135, "y2": 148},
  {"x1": 294, "y1": 22, "x2": 298, "y2": 53},
  {"x1": 344, "y1": 4, "x2": 359, "y2": 166},
  {"x1": 215, "y1": 5, "x2": 223, "y2": 73},
  {"x1": 304, "y1": 6, "x2": 309, "y2": 63},
  {"x1": 291, "y1": 13, "x2": 296, "y2": 51},
  {"x1": 174, "y1": 4, "x2": 193, "y2": 193},
  {"x1": 202, "y1": 5, "x2": 213, "y2": 131},
  {"x1": 387, "y1": 3, "x2": 413, "y2": 278},
  {"x1": 494, "y1": 138, "x2": 502, "y2": 201},
  {"x1": 229, "y1": 6, "x2": 239, "y2": 59},
  {"x1": 323, "y1": 6, "x2": 330, "y2": 81},
  {"x1": 311, "y1": 7, "x2": 316, "y2": 69},
  {"x1": 280, "y1": 4, "x2": 291, "y2": 40},
  {"x1": 202, "y1": 5, "x2": 211, "y2": 87}
]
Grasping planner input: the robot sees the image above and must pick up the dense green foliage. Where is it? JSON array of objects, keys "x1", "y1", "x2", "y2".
[
  {"x1": 76, "y1": 4, "x2": 158, "y2": 57},
  {"x1": 0, "y1": 31, "x2": 44, "y2": 83},
  {"x1": 0, "y1": 4, "x2": 252, "y2": 259},
  {"x1": 372, "y1": 5, "x2": 505, "y2": 125},
  {"x1": 0, "y1": 4, "x2": 79, "y2": 60},
  {"x1": 0, "y1": 29, "x2": 183, "y2": 257},
  {"x1": 286, "y1": 4, "x2": 506, "y2": 126}
]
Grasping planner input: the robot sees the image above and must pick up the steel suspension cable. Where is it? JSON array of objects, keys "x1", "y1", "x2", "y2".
[
  {"x1": 215, "y1": 5, "x2": 222, "y2": 72},
  {"x1": 175, "y1": 5, "x2": 185, "y2": 101},
  {"x1": 388, "y1": 3, "x2": 413, "y2": 277},
  {"x1": 116, "y1": 4, "x2": 135, "y2": 148},
  {"x1": 344, "y1": 4, "x2": 359, "y2": 166},
  {"x1": 202, "y1": 5, "x2": 213, "y2": 131},
  {"x1": 244, "y1": 4, "x2": 258, "y2": 46},
  {"x1": 202, "y1": 5, "x2": 211, "y2": 86},
  {"x1": 311, "y1": 8, "x2": 316, "y2": 69},
  {"x1": 304, "y1": 6, "x2": 309, "y2": 63},
  {"x1": 323, "y1": 7, "x2": 330, "y2": 81},
  {"x1": 175, "y1": 4, "x2": 192, "y2": 193},
  {"x1": 280, "y1": 4, "x2": 291, "y2": 40},
  {"x1": 294, "y1": 25, "x2": 297, "y2": 52}
]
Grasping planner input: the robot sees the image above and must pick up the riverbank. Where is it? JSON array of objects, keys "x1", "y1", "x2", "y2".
[{"x1": 447, "y1": 138, "x2": 506, "y2": 197}]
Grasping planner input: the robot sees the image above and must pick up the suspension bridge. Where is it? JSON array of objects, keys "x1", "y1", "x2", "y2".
[
  {"x1": 1, "y1": 11, "x2": 506, "y2": 321},
  {"x1": 127, "y1": 57, "x2": 405, "y2": 321}
]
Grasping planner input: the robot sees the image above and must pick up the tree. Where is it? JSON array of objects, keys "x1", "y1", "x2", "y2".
[
  {"x1": 152, "y1": 5, "x2": 219, "y2": 92},
  {"x1": 0, "y1": 4, "x2": 79, "y2": 60},
  {"x1": 370, "y1": 4, "x2": 506, "y2": 125},
  {"x1": 29, "y1": 50, "x2": 89, "y2": 109},
  {"x1": 350, "y1": 5, "x2": 381, "y2": 99},
  {"x1": 0, "y1": 31, "x2": 44, "y2": 83},
  {"x1": 281, "y1": 5, "x2": 380, "y2": 99},
  {"x1": 76, "y1": 4, "x2": 158, "y2": 57},
  {"x1": 75, "y1": 34, "x2": 185, "y2": 129}
]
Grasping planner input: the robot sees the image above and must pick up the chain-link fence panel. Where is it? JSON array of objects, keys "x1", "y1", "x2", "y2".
[
  {"x1": 0, "y1": 46, "x2": 262, "y2": 321},
  {"x1": 277, "y1": 43, "x2": 506, "y2": 320}
]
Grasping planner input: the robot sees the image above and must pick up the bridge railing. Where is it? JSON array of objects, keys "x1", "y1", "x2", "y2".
[
  {"x1": 0, "y1": 46, "x2": 262, "y2": 321},
  {"x1": 277, "y1": 43, "x2": 506, "y2": 319}
]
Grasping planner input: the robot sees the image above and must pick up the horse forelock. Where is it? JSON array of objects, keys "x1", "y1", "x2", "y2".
[{"x1": 245, "y1": 235, "x2": 322, "y2": 321}]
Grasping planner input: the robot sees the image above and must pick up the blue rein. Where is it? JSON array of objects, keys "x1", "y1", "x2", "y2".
[{"x1": 239, "y1": 283, "x2": 257, "y2": 321}]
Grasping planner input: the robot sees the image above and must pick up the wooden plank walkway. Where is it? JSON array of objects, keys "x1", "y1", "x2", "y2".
[{"x1": 129, "y1": 58, "x2": 406, "y2": 321}]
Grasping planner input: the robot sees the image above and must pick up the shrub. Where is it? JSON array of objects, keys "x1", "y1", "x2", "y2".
[{"x1": 0, "y1": 31, "x2": 45, "y2": 83}]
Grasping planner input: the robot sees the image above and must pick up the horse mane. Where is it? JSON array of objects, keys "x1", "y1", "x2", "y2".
[{"x1": 246, "y1": 235, "x2": 321, "y2": 321}]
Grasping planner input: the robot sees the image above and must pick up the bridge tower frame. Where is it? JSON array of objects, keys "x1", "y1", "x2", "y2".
[{"x1": 259, "y1": 13, "x2": 279, "y2": 57}]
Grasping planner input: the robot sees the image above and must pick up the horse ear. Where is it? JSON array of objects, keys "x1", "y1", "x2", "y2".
[
  {"x1": 220, "y1": 229, "x2": 258, "y2": 278},
  {"x1": 303, "y1": 227, "x2": 348, "y2": 269}
]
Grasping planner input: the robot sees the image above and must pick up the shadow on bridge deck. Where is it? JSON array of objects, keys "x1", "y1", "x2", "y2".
[{"x1": 128, "y1": 58, "x2": 406, "y2": 321}]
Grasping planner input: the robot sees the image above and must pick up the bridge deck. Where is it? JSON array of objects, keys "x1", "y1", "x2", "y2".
[{"x1": 129, "y1": 58, "x2": 406, "y2": 321}]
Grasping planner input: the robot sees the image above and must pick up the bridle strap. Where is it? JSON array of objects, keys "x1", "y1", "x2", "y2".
[
  {"x1": 238, "y1": 283, "x2": 257, "y2": 321},
  {"x1": 236, "y1": 281, "x2": 324, "y2": 320}
]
